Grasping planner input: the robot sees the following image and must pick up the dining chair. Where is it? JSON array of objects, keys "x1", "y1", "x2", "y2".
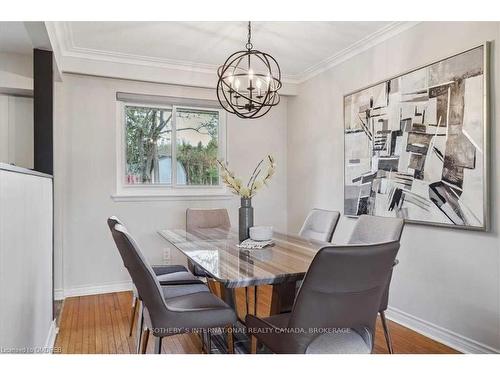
[
  {"x1": 245, "y1": 241, "x2": 401, "y2": 353},
  {"x1": 185, "y1": 208, "x2": 231, "y2": 277},
  {"x1": 282, "y1": 208, "x2": 342, "y2": 312},
  {"x1": 347, "y1": 215, "x2": 405, "y2": 354},
  {"x1": 109, "y1": 221, "x2": 237, "y2": 354},
  {"x1": 107, "y1": 217, "x2": 209, "y2": 351},
  {"x1": 299, "y1": 208, "x2": 341, "y2": 242}
]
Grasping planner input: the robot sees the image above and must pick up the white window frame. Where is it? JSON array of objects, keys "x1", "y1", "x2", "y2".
[{"x1": 114, "y1": 100, "x2": 230, "y2": 201}]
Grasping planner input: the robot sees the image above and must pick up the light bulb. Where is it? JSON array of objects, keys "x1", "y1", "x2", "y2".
[
  {"x1": 227, "y1": 74, "x2": 234, "y2": 84},
  {"x1": 248, "y1": 69, "x2": 254, "y2": 81},
  {"x1": 234, "y1": 78, "x2": 241, "y2": 90},
  {"x1": 256, "y1": 79, "x2": 262, "y2": 97}
]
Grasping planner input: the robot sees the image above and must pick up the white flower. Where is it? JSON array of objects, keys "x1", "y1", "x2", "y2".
[
  {"x1": 240, "y1": 187, "x2": 250, "y2": 198},
  {"x1": 252, "y1": 180, "x2": 263, "y2": 190},
  {"x1": 217, "y1": 155, "x2": 276, "y2": 198}
]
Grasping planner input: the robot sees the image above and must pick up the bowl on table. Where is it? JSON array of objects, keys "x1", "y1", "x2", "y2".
[{"x1": 249, "y1": 226, "x2": 273, "y2": 241}]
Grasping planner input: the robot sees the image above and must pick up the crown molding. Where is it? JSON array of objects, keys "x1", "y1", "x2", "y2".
[
  {"x1": 52, "y1": 21, "x2": 302, "y2": 83},
  {"x1": 65, "y1": 45, "x2": 219, "y2": 74},
  {"x1": 46, "y1": 21, "x2": 420, "y2": 89},
  {"x1": 292, "y1": 21, "x2": 421, "y2": 83}
]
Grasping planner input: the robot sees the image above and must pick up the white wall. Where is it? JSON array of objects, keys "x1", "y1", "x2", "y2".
[
  {"x1": 0, "y1": 94, "x2": 34, "y2": 168},
  {"x1": 0, "y1": 51, "x2": 33, "y2": 93},
  {"x1": 0, "y1": 51, "x2": 34, "y2": 169},
  {"x1": 0, "y1": 168, "x2": 53, "y2": 351},
  {"x1": 54, "y1": 73, "x2": 287, "y2": 296},
  {"x1": 287, "y1": 22, "x2": 500, "y2": 352}
]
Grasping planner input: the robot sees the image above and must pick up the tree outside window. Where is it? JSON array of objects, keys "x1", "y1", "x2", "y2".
[{"x1": 124, "y1": 104, "x2": 220, "y2": 186}]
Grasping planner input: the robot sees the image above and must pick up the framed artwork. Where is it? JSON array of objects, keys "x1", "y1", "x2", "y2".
[{"x1": 343, "y1": 43, "x2": 489, "y2": 230}]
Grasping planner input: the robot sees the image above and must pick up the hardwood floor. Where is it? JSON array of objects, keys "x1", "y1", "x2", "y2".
[{"x1": 54, "y1": 290, "x2": 459, "y2": 354}]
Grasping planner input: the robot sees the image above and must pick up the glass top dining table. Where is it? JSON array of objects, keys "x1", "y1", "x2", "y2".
[{"x1": 157, "y1": 228, "x2": 326, "y2": 288}]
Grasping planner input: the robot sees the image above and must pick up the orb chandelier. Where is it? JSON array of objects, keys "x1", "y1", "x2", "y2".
[{"x1": 216, "y1": 21, "x2": 282, "y2": 119}]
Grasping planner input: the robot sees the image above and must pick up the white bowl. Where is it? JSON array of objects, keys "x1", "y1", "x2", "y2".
[{"x1": 249, "y1": 226, "x2": 273, "y2": 241}]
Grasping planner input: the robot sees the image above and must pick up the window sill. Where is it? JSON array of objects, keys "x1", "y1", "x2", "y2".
[{"x1": 111, "y1": 192, "x2": 235, "y2": 202}]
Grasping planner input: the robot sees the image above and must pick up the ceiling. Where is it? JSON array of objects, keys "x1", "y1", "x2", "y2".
[
  {"x1": 53, "y1": 21, "x2": 416, "y2": 82},
  {"x1": 40, "y1": 21, "x2": 420, "y2": 91},
  {"x1": 66, "y1": 21, "x2": 392, "y2": 78}
]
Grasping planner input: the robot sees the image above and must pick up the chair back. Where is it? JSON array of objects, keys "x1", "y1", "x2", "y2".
[
  {"x1": 288, "y1": 241, "x2": 400, "y2": 353},
  {"x1": 186, "y1": 208, "x2": 231, "y2": 232},
  {"x1": 107, "y1": 216, "x2": 122, "y2": 230},
  {"x1": 348, "y1": 215, "x2": 404, "y2": 312},
  {"x1": 107, "y1": 219, "x2": 168, "y2": 329},
  {"x1": 348, "y1": 215, "x2": 404, "y2": 244},
  {"x1": 299, "y1": 209, "x2": 340, "y2": 242}
]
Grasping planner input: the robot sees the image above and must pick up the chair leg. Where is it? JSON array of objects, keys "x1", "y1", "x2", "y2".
[
  {"x1": 227, "y1": 325, "x2": 234, "y2": 354},
  {"x1": 380, "y1": 311, "x2": 394, "y2": 354},
  {"x1": 206, "y1": 332, "x2": 212, "y2": 354},
  {"x1": 198, "y1": 331, "x2": 205, "y2": 352},
  {"x1": 200, "y1": 331, "x2": 212, "y2": 354},
  {"x1": 250, "y1": 335, "x2": 258, "y2": 354},
  {"x1": 154, "y1": 336, "x2": 163, "y2": 354},
  {"x1": 140, "y1": 328, "x2": 150, "y2": 354},
  {"x1": 129, "y1": 296, "x2": 138, "y2": 337},
  {"x1": 135, "y1": 301, "x2": 144, "y2": 354}
]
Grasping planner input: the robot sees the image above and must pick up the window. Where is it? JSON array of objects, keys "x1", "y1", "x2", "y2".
[
  {"x1": 174, "y1": 108, "x2": 220, "y2": 186},
  {"x1": 116, "y1": 99, "x2": 227, "y2": 198},
  {"x1": 124, "y1": 105, "x2": 173, "y2": 184}
]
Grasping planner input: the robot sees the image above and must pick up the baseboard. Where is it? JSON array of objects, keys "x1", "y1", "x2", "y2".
[
  {"x1": 45, "y1": 319, "x2": 59, "y2": 353},
  {"x1": 54, "y1": 288, "x2": 64, "y2": 301},
  {"x1": 54, "y1": 281, "x2": 133, "y2": 300},
  {"x1": 386, "y1": 306, "x2": 500, "y2": 354}
]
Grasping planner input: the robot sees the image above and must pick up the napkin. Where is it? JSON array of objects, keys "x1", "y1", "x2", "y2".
[{"x1": 237, "y1": 239, "x2": 274, "y2": 249}]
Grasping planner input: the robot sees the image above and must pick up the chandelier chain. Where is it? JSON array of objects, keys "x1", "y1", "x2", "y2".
[{"x1": 246, "y1": 21, "x2": 253, "y2": 50}]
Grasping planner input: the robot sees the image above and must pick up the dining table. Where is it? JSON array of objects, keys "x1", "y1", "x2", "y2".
[{"x1": 157, "y1": 228, "x2": 327, "y2": 321}]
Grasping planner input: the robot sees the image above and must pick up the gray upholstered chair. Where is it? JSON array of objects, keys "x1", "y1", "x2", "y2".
[
  {"x1": 107, "y1": 217, "x2": 213, "y2": 352},
  {"x1": 299, "y1": 209, "x2": 340, "y2": 242},
  {"x1": 109, "y1": 220, "x2": 237, "y2": 354},
  {"x1": 245, "y1": 240, "x2": 401, "y2": 354},
  {"x1": 282, "y1": 209, "x2": 341, "y2": 312},
  {"x1": 348, "y1": 215, "x2": 405, "y2": 354},
  {"x1": 186, "y1": 208, "x2": 231, "y2": 277},
  {"x1": 128, "y1": 266, "x2": 206, "y2": 335}
]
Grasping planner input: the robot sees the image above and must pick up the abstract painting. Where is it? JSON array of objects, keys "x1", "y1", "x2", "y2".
[{"x1": 344, "y1": 44, "x2": 488, "y2": 229}]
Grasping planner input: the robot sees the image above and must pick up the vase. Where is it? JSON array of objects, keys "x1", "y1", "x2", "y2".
[{"x1": 239, "y1": 197, "x2": 254, "y2": 242}]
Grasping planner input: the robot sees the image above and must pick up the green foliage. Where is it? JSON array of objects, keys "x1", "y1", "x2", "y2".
[
  {"x1": 177, "y1": 138, "x2": 219, "y2": 185},
  {"x1": 125, "y1": 105, "x2": 219, "y2": 185}
]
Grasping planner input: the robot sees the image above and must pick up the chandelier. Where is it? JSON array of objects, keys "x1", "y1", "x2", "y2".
[{"x1": 216, "y1": 22, "x2": 282, "y2": 119}]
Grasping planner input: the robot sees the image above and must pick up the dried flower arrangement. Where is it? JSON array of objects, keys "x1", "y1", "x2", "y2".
[{"x1": 217, "y1": 155, "x2": 276, "y2": 198}]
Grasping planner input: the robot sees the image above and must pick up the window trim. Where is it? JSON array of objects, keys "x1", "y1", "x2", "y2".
[{"x1": 115, "y1": 99, "x2": 229, "y2": 200}]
